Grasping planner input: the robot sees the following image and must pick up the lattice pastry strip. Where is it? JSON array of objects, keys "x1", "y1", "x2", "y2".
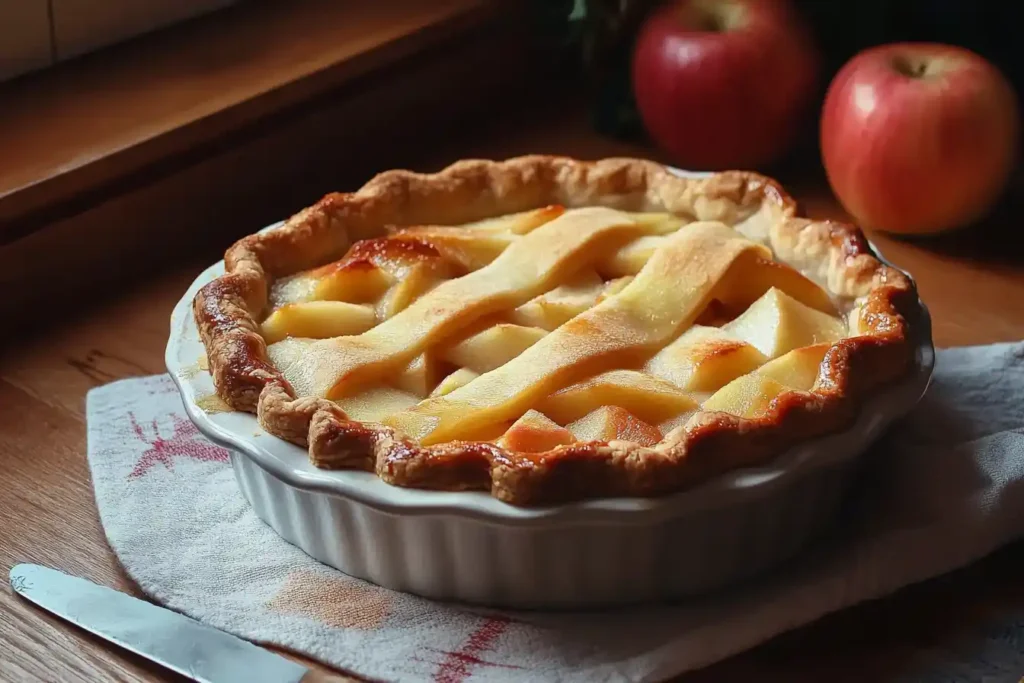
[
  {"x1": 485, "y1": 340, "x2": 839, "y2": 454},
  {"x1": 262, "y1": 206, "x2": 854, "y2": 455},
  {"x1": 267, "y1": 205, "x2": 564, "y2": 308},
  {"x1": 384, "y1": 221, "x2": 771, "y2": 445},
  {"x1": 442, "y1": 323, "x2": 548, "y2": 374},
  {"x1": 268, "y1": 209, "x2": 685, "y2": 325},
  {"x1": 267, "y1": 206, "x2": 655, "y2": 399},
  {"x1": 453, "y1": 282, "x2": 844, "y2": 449}
]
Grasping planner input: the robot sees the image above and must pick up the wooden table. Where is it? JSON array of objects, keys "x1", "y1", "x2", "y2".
[{"x1": 2, "y1": 102, "x2": 1023, "y2": 681}]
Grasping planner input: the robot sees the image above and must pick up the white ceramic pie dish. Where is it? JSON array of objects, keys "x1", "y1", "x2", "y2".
[{"x1": 165, "y1": 176, "x2": 935, "y2": 609}]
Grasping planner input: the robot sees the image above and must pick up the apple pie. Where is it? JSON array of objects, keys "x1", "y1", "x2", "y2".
[{"x1": 194, "y1": 156, "x2": 917, "y2": 505}]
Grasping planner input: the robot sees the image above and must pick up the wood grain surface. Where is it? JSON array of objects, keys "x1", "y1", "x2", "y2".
[
  {"x1": 0, "y1": 1, "x2": 545, "y2": 326},
  {"x1": 0, "y1": 0, "x2": 505, "y2": 236},
  {"x1": 1, "y1": 103, "x2": 1023, "y2": 681}
]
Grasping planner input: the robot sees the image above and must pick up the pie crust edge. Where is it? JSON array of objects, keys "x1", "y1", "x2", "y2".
[{"x1": 192, "y1": 155, "x2": 918, "y2": 505}]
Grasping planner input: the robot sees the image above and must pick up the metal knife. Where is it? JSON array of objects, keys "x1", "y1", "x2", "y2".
[{"x1": 10, "y1": 563, "x2": 351, "y2": 683}]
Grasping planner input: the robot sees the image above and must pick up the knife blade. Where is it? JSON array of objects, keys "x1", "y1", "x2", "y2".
[{"x1": 9, "y1": 563, "x2": 348, "y2": 683}]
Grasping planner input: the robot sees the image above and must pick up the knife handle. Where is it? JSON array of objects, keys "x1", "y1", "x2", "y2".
[{"x1": 300, "y1": 669, "x2": 360, "y2": 682}]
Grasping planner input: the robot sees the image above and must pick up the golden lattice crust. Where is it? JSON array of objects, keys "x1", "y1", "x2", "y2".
[{"x1": 194, "y1": 156, "x2": 916, "y2": 505}]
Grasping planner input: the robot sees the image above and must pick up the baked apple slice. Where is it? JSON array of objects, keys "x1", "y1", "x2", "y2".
[
  {"x1": 714, "y1": 251, "x2": 836, "y2": 315},
  {"x1": 567, "y1": 405, "x2": 663, "y2": 446},
  {"x1": 261, "y1": 301, "x2": 376, "y2": 344},
  {"x1": 540, "y1": 370, "x2": 698, "y2": 425},
  {"x1": 755, "y1": 342, "x2": 831, "y2": 391},
  {"x1": 385, "y1": 221, "x2": 768, "y2": 444},
  {"x1": 335, "y1": 387, "x2": 421, "y2": 423},
  {"x1": 443, "y1": 323, "x2": 548, "y2": 373},
  {"x1": 497, "y1": 410, "x2": 575, "y2": 453},
  {"x1": 702, "y1": 374, "x2": 790, "y2": 419},
  {"x1": 509, "y1": 270, "x2": 605, "y2": 330},
  {"x1": 645, "y1": 325, "x2": 767, "y2": 392},
  {"x1": 393, "y1": 352, "x2": 446, "y2": 396},
  {"x1": 723, "y1": 287, "x2": 846, "y2": 358},
  {"x1": 429, "y1": 368, "x2": 480, "y2": 397}
]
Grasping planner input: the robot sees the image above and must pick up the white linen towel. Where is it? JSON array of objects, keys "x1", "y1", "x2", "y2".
[{"x1": 85, "y1": 342, "x2": 1024, "y2": 682}]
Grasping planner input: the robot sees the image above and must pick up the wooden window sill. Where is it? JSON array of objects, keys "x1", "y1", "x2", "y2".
[
  {"x1": 0, "y1": 0, "x2": 560, "y2": 324},
  {"x1": 0, "y1": 0, "x2": 517, "y2": 243}
]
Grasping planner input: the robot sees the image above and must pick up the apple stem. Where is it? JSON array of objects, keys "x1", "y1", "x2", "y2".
[
  {"x1": 699, "y1": 13, "x2": 724, "y2": 32},
  {"x1": 892, "y1": 55, "x2": 929, "y2": 79}
]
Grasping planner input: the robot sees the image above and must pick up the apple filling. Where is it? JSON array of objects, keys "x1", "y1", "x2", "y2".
[{"x1": 262, "y1": 206, "x2": 852, "y2": 450}]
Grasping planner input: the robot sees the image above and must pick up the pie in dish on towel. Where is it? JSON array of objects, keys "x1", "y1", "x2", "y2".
[{"x1": 193, "y1": 156, "x2": 918, "y2": 505}]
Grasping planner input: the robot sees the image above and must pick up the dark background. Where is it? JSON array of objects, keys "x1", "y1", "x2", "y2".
[{"x1": 546, "y1": 0, "x2": 1024, "y2": 168}]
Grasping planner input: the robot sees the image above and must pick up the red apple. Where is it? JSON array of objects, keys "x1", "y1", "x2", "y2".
[
  {"x1": 631, "y1": 0, "x2": 818, "y2": 170},
  {"x1": 821, "y1": 44, "x2": 1020, "y2": 235}
]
